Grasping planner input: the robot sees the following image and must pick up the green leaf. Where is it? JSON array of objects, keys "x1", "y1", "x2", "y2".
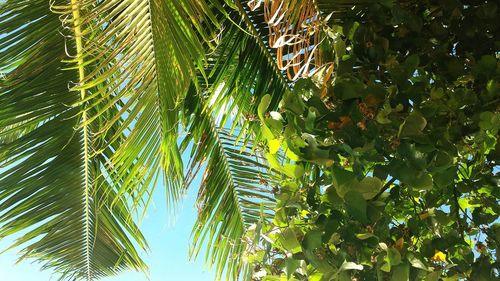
[
  {"x1": 339, "y1": 260, "x2": 364, "y2": 271},
  {"x1": 305, "y1": 107, "x2": 318, "y2": 132},
  {"x1": 458, "y1": 198, "x2": 481, "y2": 210},
  {"x1": 474, "y1": 55, "x2": 497, "y2": 78},
  {"x1": 387, "y1": 247, "x2": 402, "y2": 267},
  {"x1": 333, "y1": 76, "x2": 365, "y2": 100},
  {"x1": 390, "y1": 263, "x2": 410, "y2": 281},
  {"x1": 259, "y1": 94, "x2": 277, "y2": 140},
  {"x1": 332, "y1": 167, "x2": 356, "y2": 187},
  {"x1": 398, "y1": 111, "x2": 427, "y2": 138},
  {"x1": 283, "y1": 163, "x2": 305, "y2": 179},
  {"x1": 381, "y1": 248, "x2": 401, "y2": 272},
  {"x1": 398, "y1": 142, "x2": 427, "y2": 170},
  {"x1": 337, "y1": 271, "x2": 351, "y2": 281},
  {"x1": 286, "y1": 258, "x2": 300, "y2": 280},
  {"x1": 258, "y1": 94, "x2": 272, "y2": 121},
  {"x1": 381, "y1": 261, "x2": 391, "y2": 272},
  {"x1": 430, "y1": 87, "x2": 445, "y2": 100},
  {"x1": 303, "y1": 230, "x2": 323, "y2": 251},
  {"x1": 353, "y1": 176, "x2": 384, "y2": 200},
  {"x1": 479, "y1": 111, "x2": 500, "y2": 133},
  {"x1": 425, "y1": 271, "x2": 442, "y2": 281},
  {"x1": 331, "y1": 167, "x2": 356, "y2": 198},
  {"x1": 270, "y1": 139, "x2": 281, "y2": 154},
  {"x1": 0, "y1": 1, "x2": 150, "y2": 278},
  {"x1": 284, "y1": 144, "x2": 301, "y2": 161},
  {"x1": 326, "y1": 186, "x2": 344, "y2": 205},
  {"x1": 376, "y1": 102, "x2": 394, "y2": 124},
  {"x1": 263, "y1": 123, "x2": 276, "y2": 140},
  {"x1": 274, "y1": 208, "x2": 288, "y2": 227},
  {"x1": 407, "y1": 253, "x2": 431, "y2": 271},
  {"x1": 404, "y1": 54, "x2": 420, "y2": 73},
  {"x1": 344, "y1": 191, "x2": 368, "y2": 223},
  {"x1": 282, "y1": 90, "x2": 306, "y2": 115},
  {"x1": 334, "y1": 38, "x2": 347, "y2": 60},
  {"x1": 277, "y1": 228, "x2": 302, "y2": 254},
  {"x1": 411, "y1": 173, "x2": 433, "y2": 191},
  {"x1": 244, "y1": 249, "x2": 265, "y2": 263},
  {"x1": 266, "y1": 148, "x2": 281, "y2": 164},
  {"x1": 356, "y1": 233, "x2": 375, "y2": 240}
]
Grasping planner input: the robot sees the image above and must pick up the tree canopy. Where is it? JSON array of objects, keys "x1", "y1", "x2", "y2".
[{"x1": 245, "y1": 1, "x2": 499, "y2": 280}]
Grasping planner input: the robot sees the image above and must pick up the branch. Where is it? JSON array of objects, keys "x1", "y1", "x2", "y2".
[
  {"x1": 452, "y1": 185, "x2": 464, "y2": 238},
  {"x1": 371, "y1": 177, "x2": 396, "y2": 201}
]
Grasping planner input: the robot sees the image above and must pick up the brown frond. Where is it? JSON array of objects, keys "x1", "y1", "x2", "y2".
[{"x1": 258, "y1": 0, "x2": 323, "y2": 80}]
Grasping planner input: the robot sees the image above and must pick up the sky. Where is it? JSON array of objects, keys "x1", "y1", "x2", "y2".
[{"x1": 0, "y1": 174, "x2": 216, "y2": 281}]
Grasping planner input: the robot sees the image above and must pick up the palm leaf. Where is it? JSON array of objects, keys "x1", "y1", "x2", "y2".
[
  {"x1": 247, "y1": 0, "x2": 324, "y2": 80},
  {"x1": 194, "y1": 5, "x2": 291, "y2": 137},
  {"x1": 0, "y1": 0, "x2": 147, "y2": 279},
  {"x1": 59, "y1": 0, "x2": 227, "y2": 212},
  {"x1": 180, "y1": 11, "x2": 291, "y2": 278},
  {"x1": 183, "y1": 88, "x2": 276, "y2": 280}
]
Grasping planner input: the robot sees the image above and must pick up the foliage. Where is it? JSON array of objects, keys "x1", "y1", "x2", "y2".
[
  {"x1": 0, "y1": 0, "x2": 285, "y2": 279},
  {"x1": 0, "y1": 1, "x2": 149, "y2": 279},
  {"x1": 0, "y1": 0, "x2": 498, "y2": 280},
  {"x1": 245, "y1": 1, "x2": 500, "y2": 280}
]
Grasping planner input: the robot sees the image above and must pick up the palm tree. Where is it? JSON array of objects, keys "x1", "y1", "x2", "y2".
[{"x1": 0, "y1": 0, "x2": 350, "y2": 280}]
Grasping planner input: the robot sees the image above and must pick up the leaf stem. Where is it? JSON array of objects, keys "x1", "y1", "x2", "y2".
[{"x1": 70, "y1": 0, "x2": 92, "y2": 280}]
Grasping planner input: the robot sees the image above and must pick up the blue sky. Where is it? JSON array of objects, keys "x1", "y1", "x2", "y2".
[{"x1": 0, "y1": 175, "x2": 215, "y2": 281}]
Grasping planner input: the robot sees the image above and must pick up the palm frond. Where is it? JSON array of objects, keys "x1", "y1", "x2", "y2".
[
  {"x1": 184, "y1": 88, "x2": 276, "y2": 280},
  {"x1": 0, "y1": 0, "x2": 147, "y2": 279},
  {"x1": 60, "y1": 0, "x2": 227, "y2": 211},
  {"x1": 180, "y1": 15, "x2": 295, "y2": 279},
  {"x1": 247, "y1": 0, "x2": 323, "y2": 80},
  {"x1": 195, "y1": 9, "x2": 291, "y2": 138}
]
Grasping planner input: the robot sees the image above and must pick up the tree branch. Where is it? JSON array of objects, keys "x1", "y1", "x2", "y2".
[{"x1": 371, "y1": 177, "x2": 396, "y2": 201}]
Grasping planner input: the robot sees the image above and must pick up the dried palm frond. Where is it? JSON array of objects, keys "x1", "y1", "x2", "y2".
[{"x1": 249, "y1": 0, "x2": 323, "y2": 80}]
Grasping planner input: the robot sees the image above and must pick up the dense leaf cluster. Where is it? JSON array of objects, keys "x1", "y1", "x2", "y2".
[{"x1": 247, "y1": 1, "x2": 499, "y2": 280}]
